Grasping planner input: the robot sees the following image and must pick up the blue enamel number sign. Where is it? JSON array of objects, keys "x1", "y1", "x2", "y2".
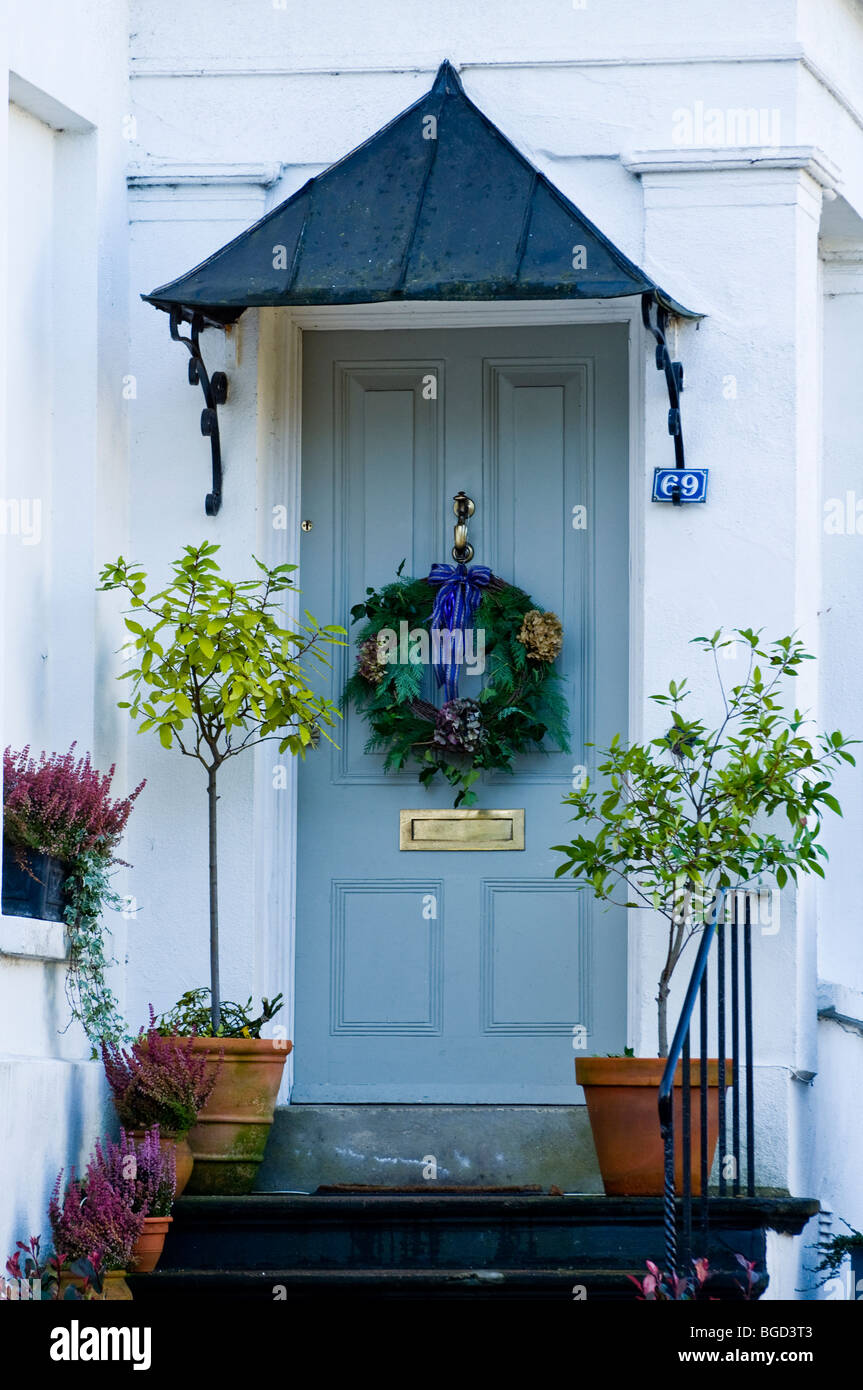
[{"x1": 652, "y1": 468, "x2": 708, "y2": 504}]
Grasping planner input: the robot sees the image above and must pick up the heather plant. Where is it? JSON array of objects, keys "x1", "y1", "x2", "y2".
[
  {"x1": 94, "y1": 1128, "x2": 176, "y2": 1218},
  {"x1": 101, "y1": 1007, "x2": 217, "y2": 1135},
  {"x1": 100, "y1": 542, "x2": 343, "y2": 1032},
  {"x1": 554, "y1": 631, "x2": 855, "y2": 1055},
  {"x1": 49, "y1": 1161, "x2": 144, "y2": 1273},
  {"x1": 3, "y1": 744, "x2": 144, "y2": 864},
  {"x1": 2, "y1": 745, "x2": 145, "y2": 1050},
  {"x1": 130, "y1": 1127, "x2": 176, "y2": 1218}
]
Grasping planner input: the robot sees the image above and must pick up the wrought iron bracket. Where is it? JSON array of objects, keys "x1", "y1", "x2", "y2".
[
  {"x1": 642, "y1": 292, "x2": 686, "y2": 506},
  {"x1": 169, "y1": 310, "x2": 228, "y2": 515}
]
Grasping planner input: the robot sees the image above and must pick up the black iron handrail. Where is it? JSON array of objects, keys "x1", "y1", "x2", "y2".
[{"x1": 659, "y1": 889, "x2": 756, "y2": 1275}]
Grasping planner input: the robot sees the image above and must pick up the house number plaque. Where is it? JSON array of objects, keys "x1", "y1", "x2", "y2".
[{"x1": 399, "y1": 808, "x2": 525, "y2": 852}]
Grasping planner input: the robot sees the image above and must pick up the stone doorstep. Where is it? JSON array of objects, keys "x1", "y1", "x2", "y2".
[{"x1": 256, "y1": 1103, "x2": 603, "y2": 1193}]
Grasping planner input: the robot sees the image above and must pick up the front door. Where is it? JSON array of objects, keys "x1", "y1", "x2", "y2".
[{"x1": 295, "y1": 323, "x2": 628, "y2": 1101}]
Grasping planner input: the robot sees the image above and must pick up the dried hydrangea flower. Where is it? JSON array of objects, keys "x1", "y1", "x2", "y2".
[
  {"x1": 433, "y1": 698, "x2": 485, "y2": 756},
  {"x1": 516, "y1": 610, "x2": 563, "y2": 662},
  {"x1": 356, "y1": 636, "x2": 388, "y2": 686}
]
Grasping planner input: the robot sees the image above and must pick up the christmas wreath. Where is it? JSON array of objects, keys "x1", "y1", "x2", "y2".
[{"x1": 343, "y1": 561, "x2": 570, "y2": 805}]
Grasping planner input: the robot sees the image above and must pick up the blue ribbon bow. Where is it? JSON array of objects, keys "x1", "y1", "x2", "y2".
[{"x1": 427, "y1": 562, "x2": 492, "y2": 701}]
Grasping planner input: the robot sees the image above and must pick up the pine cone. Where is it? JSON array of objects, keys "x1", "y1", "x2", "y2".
[{"x1": 516, "y1": 610, "x2": 563, "y2": 662}]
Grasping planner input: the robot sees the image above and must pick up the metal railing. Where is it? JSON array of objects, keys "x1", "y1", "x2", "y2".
[{"x1": 658, "y1": 889, "x2": 756, "y2": 1274}]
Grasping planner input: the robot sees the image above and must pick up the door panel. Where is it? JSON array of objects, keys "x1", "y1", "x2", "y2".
[
  {"x1": 334, "y1": 364, "x2": 444, "y2": 783},
  {"x1": 331, "y1": 879, "x2": 444, "y2": 1034},
  {"x1": 485, "y1": 360, "x2": 590, "y2": 782},
  {"x1": 295, "y1": 324, "x2": 628, "y2": 1101}
]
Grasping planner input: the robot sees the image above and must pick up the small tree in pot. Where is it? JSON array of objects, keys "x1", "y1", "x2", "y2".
[
  {"x1": 553, "y1": 630, "x2": 855, "y2": 1194},
  {"x1": 100, "y1": 542, "x2": 343, "y2": 1191}
]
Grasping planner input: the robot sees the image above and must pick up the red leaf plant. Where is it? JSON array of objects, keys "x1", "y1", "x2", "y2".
[
  {"x1": 629, "y1": 1255, "x2": 758, "y2": 1301},
  {"x1": 628, "y1": 1258, "x2": 708, "y2": 1301},
  {"x1": 2, "y1": 1235, "x2": 63, "y2": 1300}
]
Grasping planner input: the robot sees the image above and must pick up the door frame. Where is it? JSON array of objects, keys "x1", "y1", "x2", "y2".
[{"x1": 254, "y1": 298, "x2": 647, "y2": 1100}]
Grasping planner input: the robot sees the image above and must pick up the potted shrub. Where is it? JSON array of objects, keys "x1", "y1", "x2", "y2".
[
  {"x1": 118, "y1": 1127, "x2": 176, "y2": 1274},
  {"x1": 155, "y1": 989, "x2": 288, "y2": 1195},
  {"x1": 2, "y1": 744, "x2": 144, "y2": 1048},
  {"x1": 99, "y1": 542, "x2": 343, "y2": 1192},
  {"x1": 554, "y1": 630, "x2": 854, "y2": 1195},
  {"x1": 49, "y1": 1143, "x2": 146, "y2": 1300},
  {"x1": 101, "y1": 1007, "x2": 218, "y2": 1194}
]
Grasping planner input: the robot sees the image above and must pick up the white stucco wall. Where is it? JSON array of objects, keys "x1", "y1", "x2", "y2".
[{"x1": 0, "y1": 0, "x2": 131, "y2": 1259}]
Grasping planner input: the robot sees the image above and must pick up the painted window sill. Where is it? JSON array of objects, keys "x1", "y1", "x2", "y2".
[
  {"x1": 0, "y1": 914, "x2": 69, "y2": 961},
  {"x1": 817, "y1": 980, "x2": 863, "y2": 1036}
]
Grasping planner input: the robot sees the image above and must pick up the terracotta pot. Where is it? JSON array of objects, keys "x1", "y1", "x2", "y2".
[
  {"x1": 60, "y1": 1270, "x2": 133, "y2": 1300},
  {"x1": 132, "y1": 1129, "x2": 194, "y2": 1197},
  {"x1": 131, "y1": 1215, "x2": 172, "y2": 1274},
  {"x1": 576, "y1": 1056, "x2": 724, "y2": 1197},
  {"x1": 184, "y1": 1037, "x2": 291, "y2": 1195}
]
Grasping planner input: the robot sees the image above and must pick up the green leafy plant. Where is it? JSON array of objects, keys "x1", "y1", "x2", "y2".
[
  {"x1": 813, "y1": 1221, "x2": 863, "y2": 1276},
  {"x1": 155, "y1": 987, "x2": 283, "y2": 1040},
  {"x1": 554, "y1": 631, "x2": 855, "y2": 1055},
  {"x1": 99, "y1": 543, "x2": 343, "y2": 1033},
  {"x1": 64, "y1": 851, "x2": 129, "y2": 1050}
]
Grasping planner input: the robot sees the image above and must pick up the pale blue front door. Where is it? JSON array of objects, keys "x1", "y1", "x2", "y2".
[{"x1": 294, "y1": 324, "x2": 628, "y2": 1101}]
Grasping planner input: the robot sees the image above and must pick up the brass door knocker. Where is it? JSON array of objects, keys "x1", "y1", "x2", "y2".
[{"x1": 452, "y1": 491, "x2": 475, "y2": 563}]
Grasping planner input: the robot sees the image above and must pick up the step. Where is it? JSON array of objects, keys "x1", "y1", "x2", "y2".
[
  {"x1": 130, "y1": 1266, "x2": 749, "y2": 1301},
  {"x1": 133, "y1": 1193, "x2": 816, "y2": 1293},
  {"x1": 256, "y1": 1104, "x2": 603, "y2": 1192}
]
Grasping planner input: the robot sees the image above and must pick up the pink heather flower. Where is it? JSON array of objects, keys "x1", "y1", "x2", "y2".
[
  {"x1": 92, "y1": 1128, "x2": 176, "y2": 1218},
  {"x1": 49, "y1": 1160, "x2": 144, "y2": 1273},
  {"x1": 3, "y1": 744, "x2": 145, "y2": 865},
  {"x1": 48, "y1": 1127, "x2": 189, "y2": 1273},
  {"x1": 101, "y1": 1006, "x2": 218, "y2": 1135}
]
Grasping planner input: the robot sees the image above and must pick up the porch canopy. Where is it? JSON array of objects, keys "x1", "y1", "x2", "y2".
[{"x1": 143, "y1": 61, "x2": 697, "y2": 323}]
